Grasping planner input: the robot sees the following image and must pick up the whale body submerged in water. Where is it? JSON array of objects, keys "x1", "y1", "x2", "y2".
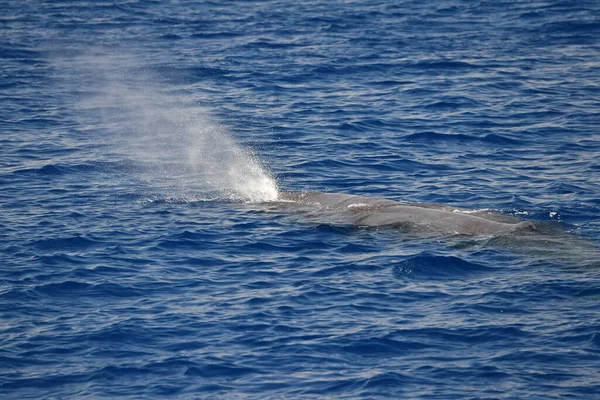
[{"x1": 276, "y1": 192, "x2": 535, "y2": 236}]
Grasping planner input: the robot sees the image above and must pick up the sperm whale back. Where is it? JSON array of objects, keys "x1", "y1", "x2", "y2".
[{"x1": 277, "y1": 192, "x2": 534, "y2": 236}]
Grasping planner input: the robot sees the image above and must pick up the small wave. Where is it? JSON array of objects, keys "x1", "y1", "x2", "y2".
[
  {"x1": 12, "y1": 161, "x2": 127, "y2": 176},
  {"x1": 423, "y1": 96, "x2": 482, "y2": 110},
  {"x1": 184, "y1": 363, "x2": 262, "y2": 378},
  {"x1": 408, "y1": 60, "x2": 481, "y2": 71},
  {"x1": 14, "y1": 164, "x2": 66, "y2": 175},
  {"x1": 190, "y1": 32, "x2": 245, "y2": 40},
  {"x1": 158, "y1": 33, "x2": 182, "y2": 40},
  {"x1": 542, "y1": 20, "x2": 600, "y2": 35},
  {"x1": 393, "y1": 254, "x2": 494, "y2": 280},
  {"x1": 0, "y1": 46, "x2": 41, "y2": 60},
  {"x1": 341, "y1": 336, "x2": 429, "y2": 356},
  {"x1": 31, "y1": 235, "x2": 100, "y2": 252},
  {"x1": 34, "y1": 280, "x2": 92, "y2": 295},
  {"x1": 404, "y1": 131, "x2": 520, "y2": 146},
  {"x1": 33, "y1": 280, "x2": 143, "y2": 298},
  {"x1": 36, "y1": 253, "x2": 86, "y2": 266}
]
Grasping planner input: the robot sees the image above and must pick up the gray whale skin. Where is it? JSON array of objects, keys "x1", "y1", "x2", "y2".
[{"x1": 277, "y1": 192, "x2": 535, "y2": 236}]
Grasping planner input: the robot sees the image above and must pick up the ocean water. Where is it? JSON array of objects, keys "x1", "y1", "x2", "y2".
[{"x1": 2, "y1": 0, "x2": 600, "y2": 398}]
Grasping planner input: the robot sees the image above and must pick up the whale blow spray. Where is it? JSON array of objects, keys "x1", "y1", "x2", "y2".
[{"x1": 62, "y1": 51, "x2": 278, "y2": 202}]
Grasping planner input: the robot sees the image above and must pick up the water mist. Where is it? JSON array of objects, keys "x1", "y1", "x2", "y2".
[{"x1": 61, "y1": 50, "x2": 279, "y2": 203}]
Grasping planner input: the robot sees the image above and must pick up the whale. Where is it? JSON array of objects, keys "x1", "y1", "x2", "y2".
[{"x1": 275, "y1": 192, "x2": 535, "y2": 236}]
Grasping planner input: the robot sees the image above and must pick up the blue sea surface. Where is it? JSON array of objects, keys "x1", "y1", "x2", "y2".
[{"x1": 2, "y1": 0, "x2": 600, "y2": 398}]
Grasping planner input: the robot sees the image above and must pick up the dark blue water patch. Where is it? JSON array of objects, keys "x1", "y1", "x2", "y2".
[
  {"x1": 336, "y1": 117, "x2": 407, "y2": 133},
  {"x1": 394, "y1": 325, "x2": 532, "y2": 348},
  {"x1": 308, "y1": 61, "x2": 400, "y2": 78},
  {"x1": 547, "y1": 182, "x2": 591, "y2": 196},
  {"x1": 190, "y1": 31, "x2": 245, "y2": 40},
  {"x1": 491, "y1": 349, "x2": 581, "y2": 368},
  {"x1": 35, "y1": 253, "x2": 87, "y2": 266},
  {"x1": 245, "y1": 38, "x2": 304, "y2": 50},
  {"x1": 11, "y1": 160, "x2": 138, "y2": 177},
  {"x1": 393, "y1": 254, "x2": 496, "y2": 281},
  {"x1": 71, "y1": 264, "x2": 139, "y2": 280},
  {"x1": 158, "y1": 33, "x2": 182, "y2": 41},
  {"x1": 0, "y1": 372, "x2": 91, "y2": 391},
  {"x1": 541, "y1": 19, "x2": 600, "y2": 35},
  {"x1": 407, "y1": 60, "x2": 484, "y2": 71},
  {"x1": 154, "y1": 234, "x2": 224, "y2": 250},
  {"x1": 0, "y1": 46, "x2": 42, "y2": 62},
  {"x1": 575, "y1": 286, "x2": 600, "y2": 299},
  {"x1": 494, "y1": 279, "x2": 594, "y2": 303},
  {"x1": 32, "y1": 280, "x2": 142, "y2": 298},
  {"x1": 145, "y1": 64, "x2": 232, "y2": 84},
  {"x1": 14, "y1": 164, "x2": 67, "y2": 176},
  {"x1": 184, "y1": 362, "x2": 262, "y2": 379},
  {"x1": 311, "y1": 260, "x2": 386, "y2": 278},
  {"x1": 340, "y1": 336, "x2": 431, "y2": 357},
  {"x1": 404, "y1": 131, "x2": 522, "y2": 146},
  {"x1": 422, "y1": 96, "x2": 484, "y2": 111},
  {"x1": 31, "y1": 235, "x2": 102, "y2": 252},
  {"x1": 358, "y1": 156, "x2": 454, "y2": 173},
  {"x1": 299, "y1": 371, "x2": 427, "y2": 397}
]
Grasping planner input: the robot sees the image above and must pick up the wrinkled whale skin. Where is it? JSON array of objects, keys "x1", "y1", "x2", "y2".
[{"x1": 277, "y1": 192, "x2": 535, "y2": 236}]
